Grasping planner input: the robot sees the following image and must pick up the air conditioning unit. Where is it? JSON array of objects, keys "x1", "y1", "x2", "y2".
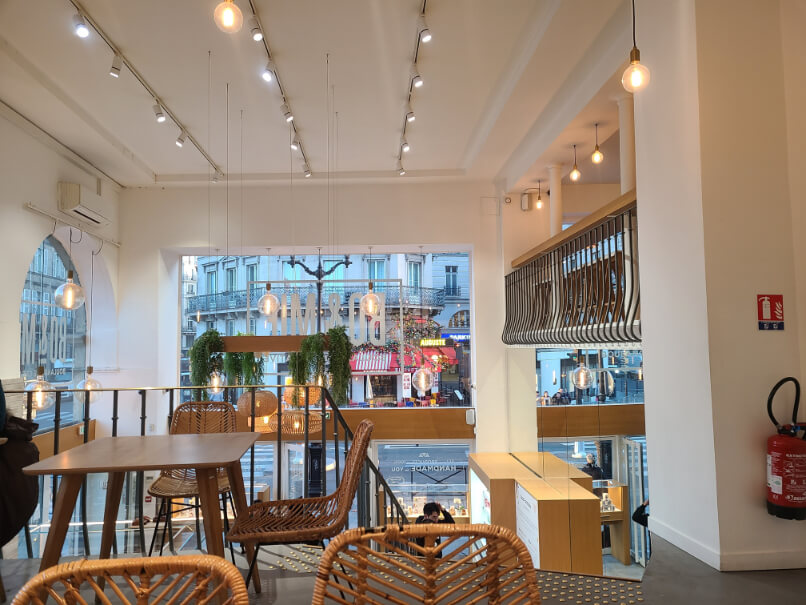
[{"x1": 57, "y1": 182, "x2": 110, "y2": 226}]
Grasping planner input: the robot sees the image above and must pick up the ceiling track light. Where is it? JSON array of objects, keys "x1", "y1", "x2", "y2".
[
  {"x1": 406, "y1": 103, "x2": 415, "y2": 122},
  {"x1": 303, "y1": 163, "x2": 312, "y2": 178},
  {"x1": 397, "y1": 160, "x2": 406, "y2": 176},
  {"x1": 622, "y1": 0, "x2": 650, "y2": 92},
  {"x1": 212, "y1": 170, "x2": 223, "y2": 183},
  {"x1": 176, "y1": 131, "x2": 187, "y2": 147},
  {"x1": 281, "y1": 102, "x2": 293, "y2": 122},
  {"x1": 248, "y1": 16, "x2": 263, "y2": 41},
  {"x1": 570, "y1": 145, "x2": 581, "y2": 182},
  {"x1": 109, "y1": 54, "x2": 122, "y2": 78},
  {"x1": 153, "y1": 103, "x2": 166, "y2": 123},
  {"x1": 73, "y1": 13, "x2": 89, "y2": 38},
  {"x1": 262, "y1": 60, "x2": 275, "y2": 82},
  {"x1": 291, "y1": 136, "x2": 300, "y2": 151},
  {"x1": 591, "y1": 123, "x2": 604, "y2": 164},
  {"x1": 401, "y1": 136, "x2": 410, "y2": 153},
  {"x1": 411, "y1": 66, "x2": 423, "y2": 89},
  {"x1": 418, "y1": 15, "x2": 432, "y2": 43}
]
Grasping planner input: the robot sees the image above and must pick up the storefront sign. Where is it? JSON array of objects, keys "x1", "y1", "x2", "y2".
[
  {"x1": 757, "y1": 294, "x2": 784, "y2": 330},
  {"x1": 441, "y1": 333, "x2": 470, "y2": 341},
  {"x1": 20, "y1": 312, "x2": 69, "y2": 366},
  {"x1": 402, "y1": 372, "x2": 412, "y2": 398},
  {"x1": 420, "y1": 338, "x2": 446, "y2": 347}
]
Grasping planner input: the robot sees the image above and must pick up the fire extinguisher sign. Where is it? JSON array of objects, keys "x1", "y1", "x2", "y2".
[{"x1": 757, "y1": 294, "x2": 784, "y2": 331}]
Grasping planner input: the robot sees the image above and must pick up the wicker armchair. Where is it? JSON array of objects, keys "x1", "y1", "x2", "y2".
[
  {"x1": 226, "y1": 419, "x2": 374, "y2": 587},
  {"x1": 12, "y1": 555, "x2": 248, "y2": 604},
  {"x1": 312, "y1": 524, "x2": 541, "y2": 604},
  {"x1": 147, "y1": 402, "x2": 237, "y2": 558}
]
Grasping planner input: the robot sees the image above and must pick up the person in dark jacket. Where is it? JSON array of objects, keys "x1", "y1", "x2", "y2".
[
  {"x1": 414, "y1": 502, "x2": 454, "y2": 556},
  {"x1": 580, "y1": 453, "x2": 604, "y2": 480},
  {"x1": 632, "y1": 499, "x2": 650, "y2": 527}
]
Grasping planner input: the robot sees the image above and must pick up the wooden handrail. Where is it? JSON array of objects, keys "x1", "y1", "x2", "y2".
[{"x1": 511, "y1": 189, "x2": 637, "y2": 269}]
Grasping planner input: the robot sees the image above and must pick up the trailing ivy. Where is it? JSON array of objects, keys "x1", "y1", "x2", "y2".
[
  {"x1": 188, "y1": 329, "x2": 224, "y2": 400},
  {"x1": 326, "y1": 325, "x2": 352, "y2": 406},
  {"x1": 301, "y1": 332, "x2": 327, "y2": 386}
]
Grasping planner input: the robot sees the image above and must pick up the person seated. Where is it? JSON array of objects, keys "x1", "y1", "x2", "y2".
[{"x1": 551, "y1": 388, "x2": 571, "y2": 405}]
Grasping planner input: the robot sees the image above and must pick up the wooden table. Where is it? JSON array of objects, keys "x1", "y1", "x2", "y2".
[{"x1": 24, "y1": 433, "x2": 262, "y2": 590}]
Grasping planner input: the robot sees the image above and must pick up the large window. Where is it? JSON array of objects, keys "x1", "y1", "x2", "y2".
[
  {"x1": 445, "y1": 266, "x2": 458, "y2": 296},
  {"x1": 226, "y1": 267, "x2": 237, "y2": 292},
  {"x1": 206, "y1": 270, "x2": 217, "y2": 294},
  {"x1": 19, "y1": 235, "x2": 87, "y2": 432},
  {"x1": 407, "y1": 261, "x2": 422, "y2": 289},
  {"x1": 367, "y1": 259, "x2": 385, "y2": 281}
]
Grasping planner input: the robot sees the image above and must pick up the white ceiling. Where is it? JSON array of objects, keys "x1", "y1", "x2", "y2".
[{"x1": 0, "y1": 0, "x2": 631, "y2": 187}]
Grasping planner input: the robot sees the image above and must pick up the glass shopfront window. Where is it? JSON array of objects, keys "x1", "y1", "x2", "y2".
[{"x1": 376, "y1": 442, "x2": 471, "y2": 520}]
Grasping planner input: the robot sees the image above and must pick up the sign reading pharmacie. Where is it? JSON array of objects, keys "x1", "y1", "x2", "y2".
[{"x1": 253, "y1": 291, "x2": 389, "y2": 346}]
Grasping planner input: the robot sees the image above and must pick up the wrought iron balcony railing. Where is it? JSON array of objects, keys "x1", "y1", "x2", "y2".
[{"x1": 186, "y1": 284, "x2": 446, "y2": 314}]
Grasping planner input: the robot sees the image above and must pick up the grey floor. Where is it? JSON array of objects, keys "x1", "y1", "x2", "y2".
[{"x1": 2, "y1": 536, "x2": 804, "y2": 604}]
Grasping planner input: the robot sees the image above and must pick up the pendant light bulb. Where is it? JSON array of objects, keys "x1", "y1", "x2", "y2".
[
  {"x1": 77, "y1": 366, "x2": 102, "y2": 404},
  {"x1": 622, "y1": 48, "x2": 650, "y2": 93},
  {"x1": 569, "y1": 145, "x2": 581, "y2": 182},
  {"x1": 209, "y1": 369, "x2": 224, "y2": 395},
  {"x1": 571, "y1": 361, "x2": 593, "y2": 390},
  {"x1": 109, "y1": 54, "x2": 122, "y2": 78},
  {"x1": 73, "y1": 14, "x2": 89, "y2": 38},
  {"x1": 258, "y1": 283, "x2": 280, "y2": 316},
  {"x1": 536, "y1": 181, "x2": 543, "y2": 209},
  {"x1": 55, "y1": 270, "x2": 86, "y2": 310},
  {"x1": 26, "y1": 366, "x2": 55, "y2": 411},
  {"x1": 360, "y1": 281, "x2": 381, "y2": 316},
  {"x1": 591, "y1": 123, "x2": 604, "y2": 164},
  {"x1": 412, "y1": 366, "x2": 434, "y2": 394},
  {"x1": 213, "y1": 0, "x2": 243, "y2": 33}
]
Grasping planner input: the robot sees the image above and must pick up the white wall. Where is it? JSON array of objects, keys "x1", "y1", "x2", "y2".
[
  {"x1": 118, "y1": 180, "x2": 516, "y2": 451},
  {"x1": 636, "y1": 0, "x2": 806, "y2": 570},
  {"x1": 0, "y1": 111, "x2": 120, "y2": 384}
]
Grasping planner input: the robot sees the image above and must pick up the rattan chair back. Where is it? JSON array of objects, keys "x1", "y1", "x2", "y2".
[
  {"x1": 334, "y1": 419, "x2": 373, "y2": 528},
  {"x1": 312, "y1": 524, "x2": 541, "y2": 604},
  {"x1": 159, "y1": 401, "x2": 236, "y2": 485},
  {"x1": 12, "y1": 555, "x2": 249, "y2": 604}
]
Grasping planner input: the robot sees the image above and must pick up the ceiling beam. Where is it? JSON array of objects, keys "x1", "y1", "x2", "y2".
[{"x1": 495, "y1": 1, "x2": 631, "y2": 193}]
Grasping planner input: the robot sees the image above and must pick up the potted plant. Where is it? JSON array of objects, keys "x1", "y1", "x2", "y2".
[
  {"x1": 326, "y1": 325, "x2": 352, "y2": 406},
  {"x1": 188, "y1": 329, "x2": 224, "y2": 400}
]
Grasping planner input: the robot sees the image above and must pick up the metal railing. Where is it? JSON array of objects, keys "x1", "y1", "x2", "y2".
[
  {"x1": 187, "y1": 284, "x2": 447, "y2": 314},
  {"x1": 4, "y1": 383, "x2": 408, "y2": 560},
  {"x1": 503, "y1": 197, "x2": 640, "y2": 347}
]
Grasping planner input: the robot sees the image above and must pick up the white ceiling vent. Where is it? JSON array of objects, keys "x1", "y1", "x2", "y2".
[{"x1": 57, "y1": 182, "x2": 110, "y2": 226}]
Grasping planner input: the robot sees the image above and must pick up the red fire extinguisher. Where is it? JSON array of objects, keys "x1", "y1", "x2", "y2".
[{"x1": 766, "y1": 377, "x2": 806, "y2": 520}]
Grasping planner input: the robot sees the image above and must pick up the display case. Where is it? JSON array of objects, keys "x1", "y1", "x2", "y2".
[{"x1": 593, "y1": 479, "x2": 631, "y2": 565}]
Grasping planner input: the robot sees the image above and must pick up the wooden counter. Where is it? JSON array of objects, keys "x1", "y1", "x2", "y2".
[{"x1": 468, "y1": 452, "x2": 603, "y2": 576}]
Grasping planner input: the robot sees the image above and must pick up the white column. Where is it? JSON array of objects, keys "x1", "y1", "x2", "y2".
[
  {"x1": 617, "y1": 94, "x2": 636, "y2": 194},
  {"x1": 548, "y1": 164, "x2": 563, "y2": 236}
]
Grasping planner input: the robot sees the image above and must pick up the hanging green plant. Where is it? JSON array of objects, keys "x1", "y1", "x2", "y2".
[
  {"x1": 189, "y1": 329, "x2": 224, "y2": 400},
  {"x1": 301, "y1": 332, "x2": 326, "y2": 386},
  {"x1": 327, "y1": 325, "x2": 352, "y2": 406},
  {"x1": 223, "y1": 333, "x2": 265, "y2": 387},
  {"x1": 287, "y1": 350, "x2": 308, "y2": 408}
]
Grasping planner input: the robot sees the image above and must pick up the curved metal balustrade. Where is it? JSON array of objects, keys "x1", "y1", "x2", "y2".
[{"x1": 504, "y1": 195, "x2": 640, "y2": 347}]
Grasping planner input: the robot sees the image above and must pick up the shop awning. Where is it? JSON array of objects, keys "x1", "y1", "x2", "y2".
[
  {"x1": 421, "y1": 346, "x2": 458, "y2": 365},
  {"x1": 350, "y1": 351, "x2": 400, "y2": 374}
]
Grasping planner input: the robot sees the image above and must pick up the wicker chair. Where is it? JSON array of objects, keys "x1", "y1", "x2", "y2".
[
  {"x1": 12, "y1": 555, "x2": 248, "y2": 604},
  {"x1": 312, "y1": 524, "x2": 541, "y2": 604},
  {"x1": 147, "y1": 402, "x2": 237, "y2": 558},
  {"x1": 226, "y1": 419, "x2": 374, "y2": 587}
]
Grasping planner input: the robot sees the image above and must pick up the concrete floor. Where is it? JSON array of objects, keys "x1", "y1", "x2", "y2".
[{"x1": 2, "y1": 536, "x2": 804, "y2": 604}]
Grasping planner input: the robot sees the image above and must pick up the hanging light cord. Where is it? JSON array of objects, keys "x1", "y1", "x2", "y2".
[
  {"x1": 89, "y1": 240, "x2": 103, "y2": 367},
  {"x1": 632, "y1": 0, "x2": 637, "y2": 48}
]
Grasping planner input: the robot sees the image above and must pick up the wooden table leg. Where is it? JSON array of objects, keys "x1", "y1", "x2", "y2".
[
  {"x1": 40, "y1": 474, "x2": 84, "y2": 571},
  {"x1": 195, "y1": 467, "x2": 224, "y2": 558},
  {"x1": 226, "y1": 461, "x2": 262, "y2": 593},
  {"x1": 99, "y1": 472, "x2": 126, "y2": 560}
]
